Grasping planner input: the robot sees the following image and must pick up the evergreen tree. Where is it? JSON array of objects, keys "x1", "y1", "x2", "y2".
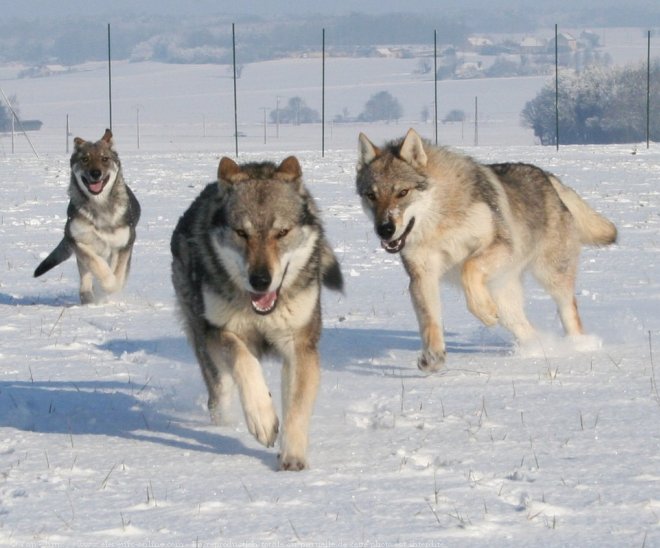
[{"x1": 522, "y1": 62, "x2": 660, "y2": 145}]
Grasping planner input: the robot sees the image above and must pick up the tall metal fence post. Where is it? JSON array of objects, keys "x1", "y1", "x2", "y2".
[
  {"x1": 434, "y1": 30, "x2": 438, "y2": 145},
  {"x1": 647, "y1": 30, "x2": 651, "y2": 149},
  {"x1": 322, "y1": 28, "x2": 326, "y2": 157},
  {"x1": 555, "y1": 23, "x2": 559, "y2": 151},
  {"x1": 108, "y1": 23, "x2": 112, "y2": 132},
  {"x1": 232, "y1": 23, "x2": 239, "y2": 158}
]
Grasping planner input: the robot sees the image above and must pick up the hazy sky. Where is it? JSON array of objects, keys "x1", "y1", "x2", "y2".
[
  {"x1": 4, "y1": 1, "x2": 659, "y2": 27},
  {"x1": 5, "y1": 0, "x2": 442, "y2": 18},
  {"x1": 3, "y1": 0, "x2": 643, "y2": 19}
]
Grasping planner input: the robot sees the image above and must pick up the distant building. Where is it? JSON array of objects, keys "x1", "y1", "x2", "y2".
[
  {"x1": 548, "y1": 32, "x2": 578, "y2": 53},
  {"x1": 520, "y1": 36, "x2": 547, "y2": 54}
]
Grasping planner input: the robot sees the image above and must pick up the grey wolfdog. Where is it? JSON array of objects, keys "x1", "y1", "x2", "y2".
[
  {"x1": 34, "y1": 129, "x2": 141, "y2": 304},
  {"x1": 356, "y1": 128, "x2": 617, "y2": 372},
  {"x1": 170, "y1": 155, "x2": 343, "y2": 470}
]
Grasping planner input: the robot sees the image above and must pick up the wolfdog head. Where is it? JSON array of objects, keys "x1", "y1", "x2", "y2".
[
  {"x1": 213, "y1": 156, "x2": 322, "y2": 315},
  {"x1": 70, "y1": 129, "x2": 120, "y2": 199},
  {"x1": 355, "y1": 128, "x2": 431, "y2": 254}
]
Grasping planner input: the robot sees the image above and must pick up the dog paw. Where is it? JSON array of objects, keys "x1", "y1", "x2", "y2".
[
  {"x1": 243, "y1": 400, "x2": 279, "y2": 448},
  {"x1": 278, "y1": 452, "x2": 308, "y2": 471},
  {"x1": 79, "y1": 291, "x2": 95, "y2": 305},
  {"x1": 417, "y1": 349, "x2": 446, "y2": 373}
]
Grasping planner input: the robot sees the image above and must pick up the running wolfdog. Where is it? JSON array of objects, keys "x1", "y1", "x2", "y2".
[
  {"x1": 34, "y1": 129, "x2": 141, "y2": 304},
  {"x1": 356, "y1": 128, "x2": 617, "y2": 372},
  {"x1": 171, "y1": 156, "x2": 342, "y2": 470}
]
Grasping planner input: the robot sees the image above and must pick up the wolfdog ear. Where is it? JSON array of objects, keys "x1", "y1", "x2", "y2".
[
  {"x1": 100, "y1": 128, "x2": 116, "y2": 150},
  {"x1": 357, "y1": 133, "x2": 380, "y2": 169},
  {"x1": 399, "y1": 128, "x2": 427, "y2": 169},
  {"x1": 274, "y1": 156, "x2": 302, "y2": 182},
  {"x1": 218, "y1": 157, "x2": 246, "y2": 184},
  {"x1": 73, "y1": 137, "x2": 86, "y2": 149}
]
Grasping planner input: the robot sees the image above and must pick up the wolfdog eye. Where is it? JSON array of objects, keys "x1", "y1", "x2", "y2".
[
  {"x1": 275, "y1": 228, "x2": 290, "y2": 239},
  {"x1": 365, "y1": 191, "x2": 376, "y2": 201},
  {"x1": 397, "y1": 189, "x2": 409, "y2": 198},
  {"x1": 101, "y1": 156, "x2": 110, "y2": 163},
  {"x1": 234, "y1": 229, "x2": 248, "y2": 239}
]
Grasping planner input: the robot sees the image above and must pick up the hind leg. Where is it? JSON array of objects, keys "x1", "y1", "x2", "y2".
[
  {"x1": 537, "y1": 266, "x2": 584, "y2": 336},
  {"x1": 490, "y1": 274, "x2": 537, "y2": 342},
  {"x1": 534, "y1": 260, "x2": 584, "y2": 337}
]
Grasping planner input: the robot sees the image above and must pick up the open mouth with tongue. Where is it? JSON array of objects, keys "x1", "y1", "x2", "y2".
[
  {"x1": 82, "y1": 174, "x2": 110, "y2": 195},
  {"x1": 381, "y1": 217, "x2": 415, "y2": 254},
  {"x1": 249, "y1": 290, "x2": 279, "y2": 315}
]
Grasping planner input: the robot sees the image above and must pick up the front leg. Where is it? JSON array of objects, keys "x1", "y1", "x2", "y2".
[
  {"x1": 278, "y1": 320, "x2": 321, "y2": 471},
  {"x1": 206, "y1": 331, "x2": 279, "y2": 448},
  {"x1": 403, "y1": 254, "x2": 445, "y2": 372},
  {"x1": 75, "y1": 242, "x2": 119, "y2": 294},
  {"x1": 76, "y1": 256, "x2": 96, "y2": 304},
  {"x1": 110, "y1": 245, "x2": 134, "y2": 293}
]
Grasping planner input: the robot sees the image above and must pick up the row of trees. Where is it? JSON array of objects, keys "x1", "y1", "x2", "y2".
[
  {"x1": 273, "y1": 59, "x2": 658, "y2": 145},
  {"x1": 522, "y1": 61, "x2": 660, "y2": 145},
  {"x1": 270, "y1": 91, "x2": 403, "y2": 125}
]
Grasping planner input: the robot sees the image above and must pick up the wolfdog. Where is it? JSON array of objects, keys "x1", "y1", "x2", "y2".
[
  {"x1": 171, "y1": 155, "x2": 342, "y2": 470},
  {"x1": 356, "y1": 128, "x2": 617, "y2": 372},
  {"x1": 34, "y1": 129, "x2": 141, "y2": 304}
]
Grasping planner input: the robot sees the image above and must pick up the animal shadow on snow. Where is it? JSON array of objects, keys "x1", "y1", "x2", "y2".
[
  {"x1": 0, "y1": 379, "x2": 273, "y2": 467},
  {"x1": 0, "y1": 291, "x2": 79, "y2": 308},
  {"x1": 320, "y1": 326, "x2": 511, "y2": 377}
]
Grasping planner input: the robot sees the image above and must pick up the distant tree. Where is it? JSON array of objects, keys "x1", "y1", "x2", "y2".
[
  {"x1": 358, "y1": 91, "x2": 403, "y2": 123},
  {"x1": 442, "y1": 109, "x2": 466, "y2": 123},
  {"x1": 485, "y1": 57, "x2": 520, "y2": 78},
  {"x1": 270, "y1": 97, "x2": 319, "y2": 125},
  {"x1": 522, "y1": 62, "x2": 660, "y2": 145},
  {"x1": 0, "y1": 95, "x2": 19, "y2": 132}
]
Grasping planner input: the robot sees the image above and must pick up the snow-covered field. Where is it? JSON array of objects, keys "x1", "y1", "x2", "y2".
[{"x1": 0, "y1": 59, "x2": 659, "y2": 546}]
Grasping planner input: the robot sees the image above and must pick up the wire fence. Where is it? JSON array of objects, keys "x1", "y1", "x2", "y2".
[{"x1": 1, "y1": 25, "x2": 658, "y2": 157}]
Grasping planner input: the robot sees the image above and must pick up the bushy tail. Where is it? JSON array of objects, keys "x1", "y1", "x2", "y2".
[
  {"x1": 549, "y1": 176, "x2": 617, "y2": 246},
  {"x1": 34, "y1": 238, "x2": 74, "y2": 277}
]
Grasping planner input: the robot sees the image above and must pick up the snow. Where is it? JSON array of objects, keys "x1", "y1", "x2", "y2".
[{"x1": 0, "y1": 59, "x2": 659, "y2": 546}]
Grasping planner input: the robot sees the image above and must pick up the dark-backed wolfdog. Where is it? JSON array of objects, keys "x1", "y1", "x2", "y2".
[
  {"x1": 34, "y1": 129, "x2": 140, "y2": 304},
  {"x1": 171, "y1": 156, "x2": 342, "y2": 470}
]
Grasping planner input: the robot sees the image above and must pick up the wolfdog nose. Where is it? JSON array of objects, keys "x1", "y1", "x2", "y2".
[
  {"x1": 249, "y1": 270, "x2": 272, "y2": 292},
  {"x1": 377, "y1": 221, "x2": 396, "y2": 240},
  {"x1": 90, "y1": 169, "x2": 102, "y2": 180}
]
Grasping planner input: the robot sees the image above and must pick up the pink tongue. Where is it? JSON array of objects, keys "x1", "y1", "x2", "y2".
[
  {"x1": 251, "y1": 291, "x2": 277, "y2": 312},
  {"x1": 89, "y1": 181, "x2": 103, "y2": 193}
]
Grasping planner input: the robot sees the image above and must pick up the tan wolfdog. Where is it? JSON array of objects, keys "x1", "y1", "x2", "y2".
[{"x1": 356, "y1": 128, "x2": 617, "y2": 372}]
